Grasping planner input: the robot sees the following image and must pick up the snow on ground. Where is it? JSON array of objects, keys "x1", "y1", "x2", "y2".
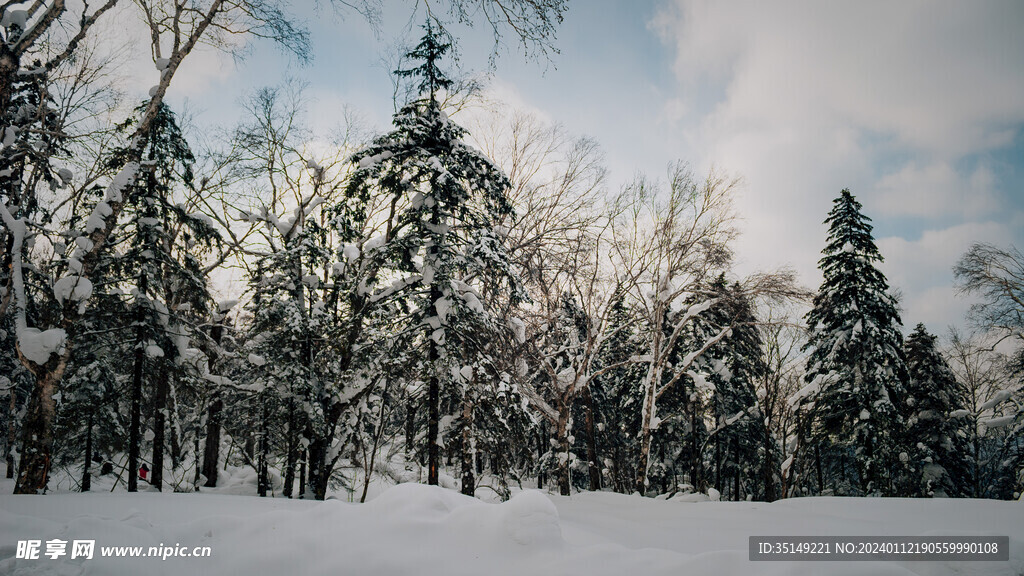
[{"x1": 1, "y1": 478, "x2": 1021, "y2": 576}]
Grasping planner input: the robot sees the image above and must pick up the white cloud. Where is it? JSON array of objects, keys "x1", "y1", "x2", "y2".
[
  {"x1": 651, "y1": 0, "x2": 1024, "y2": 330},
  {"x1": 873, "y1": 162, "x2": 999, "y2": 219},
  {"x1": 470, "y1": 79, "x2": 557, "y2": 126},
  {"x1": 878, "y1": 221, "x2": 1013, "y2": 290},
  {"x1": 903, "y1": 285, "x2": 972, "y2": 336},
  {"x1": 877, "y1": 221, "x2": 1014, "y2": 328},
  {"x1": 656, "y1": 1, "x2": 1024, "y2": 159}
]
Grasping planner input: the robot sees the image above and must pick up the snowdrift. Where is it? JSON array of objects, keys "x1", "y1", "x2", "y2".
[{"x1": 1, "y1": 482, "x2": 1021, "y2": 575}]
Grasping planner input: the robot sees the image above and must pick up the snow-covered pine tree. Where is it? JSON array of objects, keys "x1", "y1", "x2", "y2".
[
  {"x1": 704, "y1": 279, "x2": 773, "y2": 501},
  {"x1": 449, "y1": 318, "x2": 526, "y2": 497},
  {"x1": 459, "y1": 353, "x2": 531, "y2": 499},
  {"x1": 55, "y1": 340, "x2": 121, "y2": 492},
  {"x1": 901, "y1": 323, "x2": 969, "y2": 497},
  {"x1": 802, "y1": 189, "x2": 908, "y2": 496},
  {"x1": 103, "y1": 101, "x2": 218, "y2": 492},
  {"x1": 345, "y1": 23, "x2": 519, "y2": 487},
  {"x1": 241, "y1": 195, "x2": 336, "y2": 498}
]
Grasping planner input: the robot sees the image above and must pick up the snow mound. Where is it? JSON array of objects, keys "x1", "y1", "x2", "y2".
[
  {"x1": 500, "y1": 490, "x2": 562, "y2": 547},
  {"x1": 368, "y1": 482, "x2": 480, "y2": 520}
]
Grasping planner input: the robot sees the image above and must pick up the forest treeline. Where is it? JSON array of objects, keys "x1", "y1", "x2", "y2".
[{"x1": 1, "y1": 1, "x2": 1021, "y2": 501}]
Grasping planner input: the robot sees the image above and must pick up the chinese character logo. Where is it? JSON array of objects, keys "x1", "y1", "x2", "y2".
[
  {"x1": 15, "y1": 540, "x2": 40, "y2": 559},
  {"x1": 44, "y1": 539, "x2": 67, "y2": 559},
  {"x1": 71, "y1": 540, "x2": 95, "y2": 560}
]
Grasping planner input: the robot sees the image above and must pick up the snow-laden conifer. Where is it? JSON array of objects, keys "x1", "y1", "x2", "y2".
[
  {"x1": 802, "y1": 189, "x2": 908, "y2": 495},
  {"x1": 345, "y1": 23, "x2": 520, "y2": 487}
]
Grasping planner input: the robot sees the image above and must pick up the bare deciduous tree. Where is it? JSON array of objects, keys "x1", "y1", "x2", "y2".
[
  {"x1": 609, "y1": 165, "x2": 805, "y2": 495},
  {"x1": 955, "y1": 242, "x2": 1024, "y2": 370},
  {"x1": 755, "y1": 305, "x2": 806, "y2": 501},
  {"x1": 947, "y1": 328, "x2": 1023, "y2": 499}
]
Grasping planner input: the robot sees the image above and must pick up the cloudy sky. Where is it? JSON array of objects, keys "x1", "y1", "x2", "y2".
[{"x1": 149, "y1": 0, "x2": 1024, "y2": 336}]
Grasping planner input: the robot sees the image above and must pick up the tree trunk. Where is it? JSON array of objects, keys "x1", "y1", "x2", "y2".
[
  {"x1": 556, "y1": 407, "x2": 571, "y2": 496},
  {"x1": 405, "y1": 403, "x2": 416, "y2": 457},
  {"x1": 426, "y1": 199, "x2": 442, "y2": 487},
  {"x1": 6, "y1": 387, "x2": 15, "y2": 479},
  {"x1": 307, "y1": 294, "x2": 368, "y2": 500},
  {"x1": 491, "y1": 448, "x2": 503, "y2": 482},
  {"x1": 635, "y1": 354, "x2": 662, "y2": 495},
  {"x1": 537, "y1": 428, "x2": 546, "y2": 489},
  {"x1": 307, "y1": 400, "x2": 344, "y2": 501},
  {"x1": 815, "y1": 442, "x2": 824, "y2": 495},
  {"x1": 202, "y1": 323, "x2": 224, "y2": 487},
  {"x1": 168, "y1": 378, "x2": 181, "y2": 469},
  {"x1": 283, "y1": 400, "x2": 296, "y2": 498},
  {"x1": 201, "y1": 396, "x2": 222, "y2": 487},
  {"x1": 460, "y1": 394, "x2": 475, "y2": 497},
  {"x1": 733, "y1": 442, "x2": 740, "y2": 501},
  {"x1": 689, "y1": 406, "x2": 703, "y2": 492},
  {"x1": 782, "y1": 411, "x2": 807, "y2": 499},
  {"x1": 193, "y1": 425, "x2": 202, "y2": 488},
  {"x1": 0, "y1": 46, "x2": 19, "y2": 118},
  {"x1": 359, "y1": 446, "x2": 374, "y2": 504},
  {"x1": 582, "y1": 388, "x2": 601, "y2": 491},
  {"x1": 762, "y1": 430, "x2": 775, "y2": 502},
  {"x1": 14, "y1": 367, "x2": 60, "y2": 494},
  {"x1": 308, "y1": 436, "x2": 328, "y2": 499},
  {"x1": 150, "y1": 365, "x2": 169, "y2": 491},
  {"x1": 257, "y1": 400, "x2": 269, "y2": 497},
  {"x1": 715, "y1": 439, "x2": 722, "y2": 494},
  {"x1": 128, "y1": 296, "x2": 145, "y2": 493},
  {"x1": 298, "y1": 449, "x2": 306, "y2": 499},
  {"x1": 245, "y1": 432, "x2": 255, "y2": 463},
  {"x1": 611, "y1": 445, "x2": 623, "y2": 493},
  {"x1": 81, "y1": 413, "x2": 93, "y2": 492},
  {"x1": 972, "y1": 429, "x2": 981, "y2": 498},
  {"x1": 427, "y1": 328, "x2": 440, "y2": 486}
]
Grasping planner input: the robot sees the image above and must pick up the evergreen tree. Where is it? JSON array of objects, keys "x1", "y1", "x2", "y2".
[
  {"x1": 242, "y1": 214, "x2": 334, "y2": 498},
  {"x1": 55, "y1": 343, "x2": 121, "y2": 492},
  {"x1": 653, "y1": 276, "x2": 772, "y2": 499},
  {"x1": 705, "y1": 280, "x2": 773, "y2": 501},
  {"x1": 223, "y1": 82, "x2": 370, "y2": 500},
  {"x1": 901, "y1": 323, "x2": 970, "y2": 497},
  {"x1": 803, "y1": 189, "x2": 908, "y2": 496},
  {"x1": 345, "y1": 23, "x2": 519, "y2": 487},
  {"x1": 240, "y1": 190, "x2": 387, "y2": 499},
  {"x1": 104, "y1": 101, "x2": 217, "y2": 492}
]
